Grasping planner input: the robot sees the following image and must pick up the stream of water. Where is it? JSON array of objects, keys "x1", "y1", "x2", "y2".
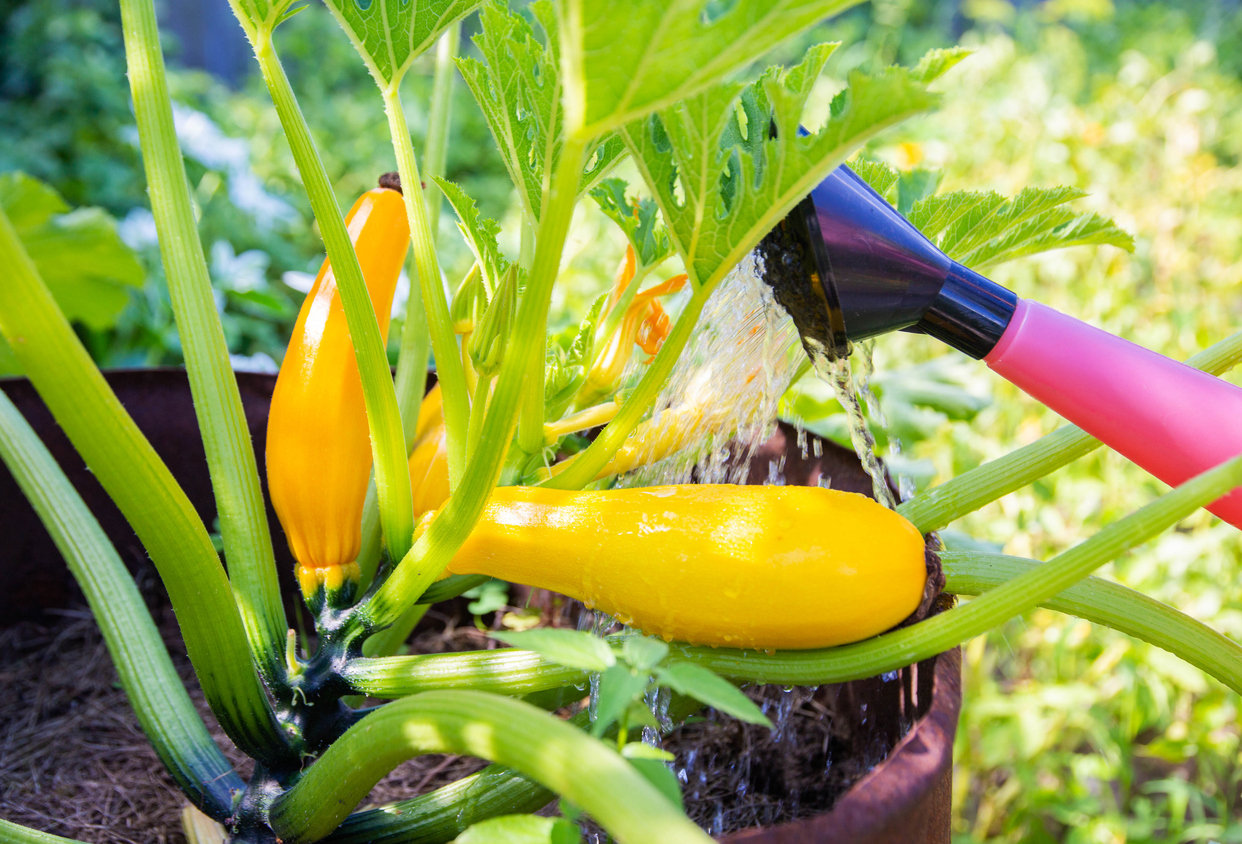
[
  {"x1": 577, "y1": 251, "x2": 905, "y2": 842},
  {"x1": 613, "y1": 249, "x2": 895, "y2": 504}
]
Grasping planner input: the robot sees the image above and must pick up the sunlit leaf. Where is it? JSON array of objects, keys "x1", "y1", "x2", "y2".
[
  {"x1": 457, "y1": 1, "x2": 625, "y2": 224},
  {"x1": 592, "y1": 664, "x2": 652, "y2": 737},
  {"x1": 907, "y1": 186, "x2": 1134, "y2": 270},
  {"x1": 590, "y1": 178, "x2": 672, "y2": 270},
  {"x1": 911, "y1": 46, "x2": 973, "y2": 84},
  {"x1": 622, "y1": 742, "x2": 684, "y2": 809},
  {"x1": 847, "y1": 155, "x2": 899, "y2": 201},
  {"x1": 492, "y1": 628, "x2": 616, "y2": 672},
  {"x1": 622, "y1": 634, "x2": 670, "y2": 671},
  {"x1": 319, "y1": 0, "x2": 480, "y2": 88},
  {"x1": 656, "y1": 662, "x2": 771, "y2": 727},
  {"x1": 895, "y1": 167, "x2": 941, "y2": 216},
  {"x1": 434, "y1": 177, "x2": 508, "y2": 292},
  {"x1": 561, "y1": 0, "x2": 862, "y2": 139},
  {"x1": 623, "y1": 45, "x2": 937, "y2": 292}
]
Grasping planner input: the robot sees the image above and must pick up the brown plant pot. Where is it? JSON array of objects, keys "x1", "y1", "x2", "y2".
[{"x1": 0, "y1": 369, "x2": 959, "y2": 843}]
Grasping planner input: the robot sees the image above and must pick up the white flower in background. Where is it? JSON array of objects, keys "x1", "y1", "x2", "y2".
[
  {"x1": 210, "y1": 240, "x2": 270, "y2": 293},
  {"x1": 171, "y1": 104, "x2": 296, "y2": 230},
  {"x1": 117, "y1": 207, "x2": 159, "y2": 250},
  {"x1": 281, "y1": 270, "x2": 316, "y2": 294},
  {"x1": 229, "y1": 352, "x2": 279, "y2": 373}
]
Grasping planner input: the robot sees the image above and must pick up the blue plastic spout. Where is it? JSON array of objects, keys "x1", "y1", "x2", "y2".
[{"x1": 758, "y1": 164, "x2": 1018, "y2": 360}]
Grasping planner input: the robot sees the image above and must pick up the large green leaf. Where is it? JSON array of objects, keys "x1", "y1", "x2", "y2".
[
  {"x1": 561, "y1": 0, "x2": 862, "y2": 139},
  {"x1": 457, "y1": 2, "x2": 624, "y2": 224},
  {"x1": 0, "y1": 172, "x2": 142, "y2": 330},
  {"x1": 622, "y1": 45, "x2": 937, "y2": 292},
  {"x1": 319, "y1": 0, "x2": 481, "y2": 88}
]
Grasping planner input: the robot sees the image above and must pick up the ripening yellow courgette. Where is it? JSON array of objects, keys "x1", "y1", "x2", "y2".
[
  {"x1": 267, "y1": 185, "x2": 410, "y2": 595},
  {"x1": 408, "y1": 383, "x2": 449, "y2": 519},
  {"x1": 438, "y1": 485, "x2": 927, "y2": 650}
]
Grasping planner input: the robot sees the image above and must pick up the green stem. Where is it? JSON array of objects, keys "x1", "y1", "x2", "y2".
[
  {"x1": 253, "y1": 34, "x2": 414, "y2": 564},
  {"x1": 942, "y1": 550, "x2": 1242, "y2": 694},
  {"x1": 0, "y1": 207, "x2": 286, "y2": 766},
  {"x1": 119, "y1": 0, "x2": 285, "y2": 684},
  {"x1": 383, "y1": 85, "x2": 470, "y2": 491},
  {"x1": 344, "y1": 649, "x2": 587, "y2": 697},
  {"x1": 322, "y1": 694, "x2": 704, "y2": 844},
  {"x1": 0, "y1": 820, "x2": 87, "y2": 844},
  {"x1": 356, "y1": 476, "x2": 385, "y2": 593},
  {"x1": 669, "y1": 453, "x2": 1242, "y2": 685},
  {"x1": 543, "y1": 285, "x2": 709, "y2": 490},
  {"x1": 422, "y1": 25, "x2": 460, "y2": 239},
  {"x1": 361, "y1": 603, "x2": 430, "y2": 658},
  {"x1": 322, "y1": 764, "x2": 555, "y2": 844},
  {"x1": 899, "y1": 329, "x2": 1242, "y2": 533},
  {"x1": 467, "y1": 372, "x2": 492, "y2": 459},
  {"x1": 362, "y1": 139, "x2": 586, "y2": 629},
  {"x1": 268, "y1": 691, "x2": 711, "y2": 844},
  {"x1": 0, "y1": 391, "x2": 243, "y2": 817}
]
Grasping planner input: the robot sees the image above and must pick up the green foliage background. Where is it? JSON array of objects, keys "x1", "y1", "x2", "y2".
[{"x1": 3, "y1": 0, "x2": 1242, "y2": 840}]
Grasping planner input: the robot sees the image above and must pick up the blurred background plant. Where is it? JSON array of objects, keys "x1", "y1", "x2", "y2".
[{"x1": 3, "y1": 0, "x2": 1242, "y2": 839}]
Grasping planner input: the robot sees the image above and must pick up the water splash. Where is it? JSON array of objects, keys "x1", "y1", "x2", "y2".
[
  {"x1": 614, "y1": 252, "x2": 802, "y2": 488},
  {"x1": 808, "y1": 349, "x2": 897, "y2": 510},
  {"x1": 856, "y1": 340, "x2": 914, "y2": 503},
  {"x1": 612, "y1": 250, "x2": 896, "y2": 507}
]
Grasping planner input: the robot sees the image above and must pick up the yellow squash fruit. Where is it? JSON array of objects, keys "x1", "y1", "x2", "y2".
[
  {"x1": 266, "y1": 185, "x2": 410, "y2": 596},
  {"x1": 438, "y1": 484, "x2": 927, "y2": 650},
  {"x1": 408, "y1": 384, "x2": 450, "y2": 519}
]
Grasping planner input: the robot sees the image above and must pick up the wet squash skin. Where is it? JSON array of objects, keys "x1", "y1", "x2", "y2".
[{"x1": 439, "y1": 484, "x2": 927, "y2": 650}]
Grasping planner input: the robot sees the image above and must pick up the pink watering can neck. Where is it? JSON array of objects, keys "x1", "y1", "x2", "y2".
[{"x1": 760, "y1": 163, "x2": 1242, "y2": 528}]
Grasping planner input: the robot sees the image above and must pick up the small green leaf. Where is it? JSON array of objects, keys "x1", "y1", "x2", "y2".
[
  {"x1": 655, "y1": 663, "x2": 772, "y2": 727},
  {"x1": 911, "y1": 46, "x2": 973, "y2": 84},
  {"x1": 462, "y1": 578, "x2": 509, "y2": 616},
  {"x1": 434, "y1": 178, "x2": 509, "y2": 293},
  {"x1": 592, "y1": 664, "x2": 651, "y2": 737},
  {"x1": 622, "y1": 635, "x2": 670, "y2": 671},
  {"x1": 589, "y1": 178, "x2": 672, "y2": 270},
  {"x1": 896, "y1": 168, "x2": 941, "y2": 217},
  {"x1": 568, "y1": 294, "x2": 608, "y2": 370},
  {"x1": 319, "y1": 0, "x2": 480, "y2": 89},
  {"x1": 847, "y1": 156, "x2": 899, "y2": 201},
  {"x1": 621, "y1": 742, "x2": 675, "y2": 762},
  {"x1": 457, "y1": 2, "x2": 624, "y2": 224},
  {"x1": 624, "y1": 45, "x2": 936, "y2": 293},
  {"x1": 469, "y1": 265, "x2": 519, "y2": 378},
  {"x1": 454, "y1": 814, "x2": 581, "y2": 844},
  {"x1": 492, "y1": 628, "x2": 616, "y2": 673},
  {"x1": 562, "y1": 0, "x2": 863, "y2": 139},
  {"x1": 622, "y1": 743, "x2": 684, "y2": 810}
]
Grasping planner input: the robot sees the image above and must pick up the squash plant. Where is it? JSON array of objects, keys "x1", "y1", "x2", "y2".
[{"x1": 3, "y1": 0, "x2": 1242, "y2": 842}]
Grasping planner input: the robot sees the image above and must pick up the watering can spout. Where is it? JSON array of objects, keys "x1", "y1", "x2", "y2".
[
  {"x1": 760, "y1": 162, "x2": 1242, "y2": 528},
  {"x1": 759, "y1": 164, "x2": 1017, "y2": 360}
]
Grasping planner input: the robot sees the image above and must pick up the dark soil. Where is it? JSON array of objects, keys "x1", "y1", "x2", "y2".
[{"x1": 1, "y1": 585, "x2": 934, "y2": 843}]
